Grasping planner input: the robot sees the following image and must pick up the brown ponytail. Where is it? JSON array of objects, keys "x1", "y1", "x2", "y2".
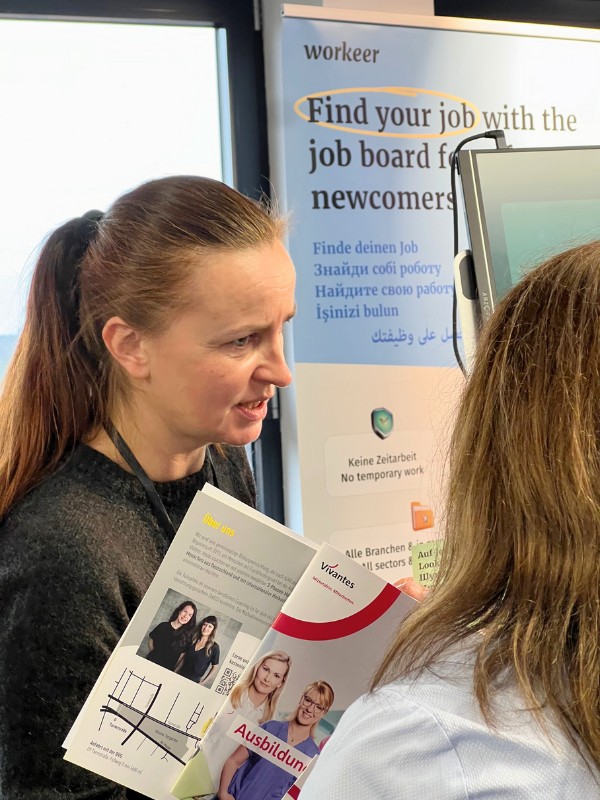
[{"x1": 0, "y1": 213, "x2": 104, "y2": 518}]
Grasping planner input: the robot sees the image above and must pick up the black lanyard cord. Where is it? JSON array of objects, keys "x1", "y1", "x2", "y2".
[{"x1": 106, "y1": 424, "x2": 217, "y2": 540}]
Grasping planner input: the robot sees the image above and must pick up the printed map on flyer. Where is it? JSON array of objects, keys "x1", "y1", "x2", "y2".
[
  {"x1": 63, "y1": 485, "x2": 317, "y2": 799},
  {"x1": 171, "y1": 542, "x2": 416, "y2": 800}
]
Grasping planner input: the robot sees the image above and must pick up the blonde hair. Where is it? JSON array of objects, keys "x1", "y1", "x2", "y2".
[
  {"x1": 374, "y1": 240, "x2": 600, "y2": 767},
  {"x1": 230, "y1": 650, "x2": 292, "y2": 723},
  {"x1": 292, "y1": 680, "x2": 334, "y2": 736},
  {"x1": 0, "y1": 176, "x2": 285, "y2": 521}
]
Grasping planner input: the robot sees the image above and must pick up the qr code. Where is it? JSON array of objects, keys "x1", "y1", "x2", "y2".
[{"x1": 215, "y1": 667, "x2": 240, "y2": 695}]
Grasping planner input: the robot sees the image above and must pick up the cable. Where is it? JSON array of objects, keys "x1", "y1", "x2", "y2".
[{"x1": 450, "y1": 130, "x2": 507, "y2": 374}]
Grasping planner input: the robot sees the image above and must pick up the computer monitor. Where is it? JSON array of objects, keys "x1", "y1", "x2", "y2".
[{"x1": 458, "y1": 145, "x2": 600, "y2": 322}]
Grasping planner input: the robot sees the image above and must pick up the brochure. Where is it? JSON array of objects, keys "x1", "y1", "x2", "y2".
[
  {"x1": 283, "y1": 757, "x2": 317, "y2": 800},
  {"x1": 171, "y1": 542, "x2": 415, "y2": 800},
  {"x1": 63, "y1": 484, "x2": 317, "y2": 799}
]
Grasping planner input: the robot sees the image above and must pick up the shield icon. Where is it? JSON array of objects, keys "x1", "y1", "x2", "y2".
[{"x1": 371, "y1": 407, "x2": 393, "y2": 439}]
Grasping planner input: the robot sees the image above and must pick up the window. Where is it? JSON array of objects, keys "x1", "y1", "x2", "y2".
[{"x1": 0, "y1": 17, "x2": 225, "y2": 378}]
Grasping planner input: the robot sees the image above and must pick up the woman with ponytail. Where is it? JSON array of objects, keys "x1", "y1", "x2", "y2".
[{"x1": 0, "y1": 176, "x2": 295, "y2": 799}]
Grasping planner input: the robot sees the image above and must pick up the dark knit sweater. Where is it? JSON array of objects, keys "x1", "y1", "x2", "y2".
[{"x1": 0, "y1": 444, "x2": 255, "y2": 800}]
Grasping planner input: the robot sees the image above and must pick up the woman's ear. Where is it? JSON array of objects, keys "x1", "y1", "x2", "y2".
[{"x1": 102, "y1": 316, "x2": 150, "y2": 379}]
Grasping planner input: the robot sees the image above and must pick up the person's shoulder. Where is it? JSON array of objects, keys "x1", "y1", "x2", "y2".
[
  {"x1": 262, "y1": 718, "x2": 286, "y2": 735},
  {"x1": 340, "y1": 683, "x2": 455, "y2": 741},
  {"x1": 303, "y1": 738, "x2": 320, "y2": 758},
  {"x1": 3, "y1": 445, "x2": 130, "y2": 525},
  {"x1": 304, "y1": 659, "x2": 600, "y2": 799},
  {"x1": 1, "y1": 460, "x2": 85, "y2": 548},
  {"x1": 0, "y1": 445, "x2": 143, "y2": 564},
  {"x1": 349, "y1": 675, "x2": 600, "y2": 797},
  {"x1": 301, "y1": 688, "x2": 469, "y2": 800}
]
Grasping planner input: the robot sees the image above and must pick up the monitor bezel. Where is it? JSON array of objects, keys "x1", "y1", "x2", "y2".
[{"x1": 457, "y1": 143, "x2": 600, "y2": 322}]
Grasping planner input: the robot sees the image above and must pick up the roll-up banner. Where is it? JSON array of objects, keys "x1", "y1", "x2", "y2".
[{"x1": 268, "y1": 4, "x2": 600, "y2": 582}]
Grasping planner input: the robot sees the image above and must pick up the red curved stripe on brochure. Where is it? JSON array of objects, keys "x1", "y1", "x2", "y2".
[
  {"x1": 272, "y1": 582, "x2": 401, "y2": 641},
  {"x1": 287, "y1": 787, "x2": 300, "y2": 800}
]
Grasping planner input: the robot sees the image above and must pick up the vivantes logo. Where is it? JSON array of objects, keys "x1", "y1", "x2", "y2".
[{"x1": 320, "y1": 562, "x2": 355, "y2": 589}]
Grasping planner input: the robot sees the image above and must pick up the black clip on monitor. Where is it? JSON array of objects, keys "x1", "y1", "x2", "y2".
[{"x1": 455, "y1": 142, "x2": 600, "y2": 368}]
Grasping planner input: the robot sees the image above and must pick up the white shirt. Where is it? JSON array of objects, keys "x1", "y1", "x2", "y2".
[{"x1": 300, "y1": 645, "x2": 600, "y2": 799}]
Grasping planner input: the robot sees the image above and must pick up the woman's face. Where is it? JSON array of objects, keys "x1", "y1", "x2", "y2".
[
  {"x1": 133, "y1": 240, "x2": 296, "y2": 449},
  {"x1": 296, "y1": 690, "x2": 328, "y2": 728},
  {"x1": 254, "y1": 658, "x2": 287, "y2": 696},
  {"x1": 201, "y1": 621, "x2": 215, "y2": 636},
  {"x1": 178, "y1": 605, "x2": 194, "y2": 625}
]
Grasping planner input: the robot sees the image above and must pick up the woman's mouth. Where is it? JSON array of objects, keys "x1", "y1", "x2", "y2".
[
  {"x1": 240, "y1": 399, "x2": 266, "y2": 409},
  {"x1": 236, "y1": 399, "x2": 269, "y2": 421}
]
